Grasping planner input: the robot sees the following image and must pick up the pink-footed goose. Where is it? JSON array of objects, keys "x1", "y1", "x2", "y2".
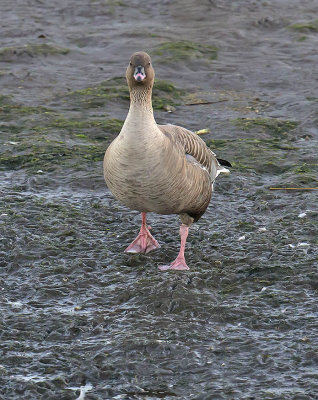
[{"x1": 103, "y1": 51, "x2": 230, "y2": 270}]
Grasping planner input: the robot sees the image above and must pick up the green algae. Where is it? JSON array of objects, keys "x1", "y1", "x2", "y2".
[
  {"x1": 0, "y1": 141, "x2": 105, "y2": 171},
  {"x1": 71, "y1": 77, "x2": 129, "y2": 100},
  {"x1": 105, "y1": 0, "x2": 128, "y2": 6},
  {"x1": 0, "y1": 94, "x2": 12, "y2": 105},
  {"x1": 153, "y1": 40, "x2": 218, "y2": 61},
  {"x1": 297, "y1": 35, "x2": 308, "y2": 42},
  {"x1": 0, "y1": 97, "x2": 107, "y2": 172},
  {"x1": 207, "y1": 133, "x2": 317, "y2": 188},
  {"x1": 289, "y1": 19, "x2": 318, "y2": 32},
  {"x1": 207, "y1": 137, "x2": 300, "y2": 174},
  {"x1": 65, "y1": 77, "x2": 129, "y2": 109},
  {"x1": 236, "y1": 220, "x2": 256, "y2": 231},
  {"x1": 152, "y1": 79, "x2": 186, "y2": 109},
  {"x1": 50, "y1": 117, "x2": 123, "y2": 134},
  {"x1": 0, "y1": 44, "x2": 70, "y2": 61},
  {"x1": 154, "y1": 80, "x2": 182, "y2": 93},
  {"x1": 282, "y1": 168, "x2": 318, "y2": 187},
  {"x1": 0, "y1": 103, "x2": 55, "y2": 122},
  {"x1": 231, "y1": 117, "x2": 298, "y2": 137},
  {"x1": 293, "y1": 163, "x2": 315, "y2": 174},
  {"x1": 0, "y1": 85, "x2": 305, "y2": 181},
  {"x1": 0, "y1": 93, "x2": 123, "y2": 142}
]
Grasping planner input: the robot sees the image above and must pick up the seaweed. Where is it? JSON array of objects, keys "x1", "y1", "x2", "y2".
[
  {"x1": 0, "y1": 43, "x2": 70, "y2": 61},
  {"x1": 289, "y1": 19, "x2": 318, "y2": 32},
  {"x1": 153, "y1": 40, "x2": 218, "y2": 61},
  {"x1": 231, "y1": 117, "x2": 298, "y2": 137}
]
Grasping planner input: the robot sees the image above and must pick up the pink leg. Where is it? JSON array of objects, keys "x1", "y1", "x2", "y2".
[
  {"x1": 125, "y1": 212, "x2": 160, "y2": 254},
  {"x1": 158, "y1": 224, "x2": 190, "y2": 271}
]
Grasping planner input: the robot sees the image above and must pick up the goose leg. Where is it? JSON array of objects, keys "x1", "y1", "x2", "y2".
[
  {"x1": 125, "y1": 212, "x2": 160, "y2": 254},
  {"x1": 158, "y1": 224, "x2": 190, "y2": 271}
]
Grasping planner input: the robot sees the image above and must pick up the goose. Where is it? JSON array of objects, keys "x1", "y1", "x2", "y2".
[{"x1": 103, "y1": 51, "x2": 230, "y2": 270}]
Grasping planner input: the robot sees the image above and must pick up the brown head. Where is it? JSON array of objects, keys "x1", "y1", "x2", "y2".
[{"x1": 126, "y1": 51, "x2": 155, "y2": 92}]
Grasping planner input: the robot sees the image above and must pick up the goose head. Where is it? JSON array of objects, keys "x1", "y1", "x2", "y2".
[{"x1": 126, "y1": 51, "x2": 155, "y2": 91}]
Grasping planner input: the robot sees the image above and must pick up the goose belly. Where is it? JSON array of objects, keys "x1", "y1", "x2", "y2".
[
  {"x1": 104, "y1": 153, "x2": 211, "y2": 216},
  {"x1": 104, "y1": 156, "x2": 176, "y2": 213}
]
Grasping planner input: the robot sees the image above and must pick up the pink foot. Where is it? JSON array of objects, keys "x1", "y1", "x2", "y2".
[
  {"x1": 125, "y1": 213, "x2": 160, "y2": 254},
  {"x1": 125, "y1": 227, "x2": 160, "y2": 254},
  {"x1": 158, "y1": 224, "x2": 190, "y2": 271},
  {"x1": 158, "y1": 256, "x2": 190, "y2": 271}
]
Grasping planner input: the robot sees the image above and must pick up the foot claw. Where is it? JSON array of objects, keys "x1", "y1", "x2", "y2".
[
  {"x1": 158, "y1": 258, "x2": 190, "y2": 271},
  {"x1": 125, "y1": 228, "x2": 160, "y2": 254}
]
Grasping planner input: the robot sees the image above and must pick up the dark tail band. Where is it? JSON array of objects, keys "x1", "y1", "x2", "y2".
[{"x1": 217, "y1": 158, "x2": 232, "y2": 168}]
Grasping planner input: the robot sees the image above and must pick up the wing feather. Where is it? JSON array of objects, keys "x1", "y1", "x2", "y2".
[{"x1": 158, "y1": 124, "x2": 214, "y2": 170}]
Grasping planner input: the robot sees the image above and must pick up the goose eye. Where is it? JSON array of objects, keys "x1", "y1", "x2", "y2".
[{"x1": 129, "y1": 62, "x2": 132, "y2": 66}]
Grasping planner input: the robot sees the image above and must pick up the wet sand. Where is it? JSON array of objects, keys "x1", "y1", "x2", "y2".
[{"x1": 1, "y1": 0, "x2": 318, "y2": 399}]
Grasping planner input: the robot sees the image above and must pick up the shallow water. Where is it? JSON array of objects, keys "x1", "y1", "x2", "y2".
[{"x1": 0, "y1": 0, "x2": 318, "y2": 399}]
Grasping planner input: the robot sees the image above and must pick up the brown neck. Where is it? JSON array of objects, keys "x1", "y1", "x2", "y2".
[{"x1": 129, "y1": 86, "x2": 153, "y2": 113}]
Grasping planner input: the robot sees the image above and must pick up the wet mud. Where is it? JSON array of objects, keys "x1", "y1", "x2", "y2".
[{"x1": 0, "y1": 1, "x2": 318, "y2": 399}]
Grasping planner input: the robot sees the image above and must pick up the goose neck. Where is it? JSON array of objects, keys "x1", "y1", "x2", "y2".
[{"x1": 129, "y1": 86, "x2": 153, "y2": 114}]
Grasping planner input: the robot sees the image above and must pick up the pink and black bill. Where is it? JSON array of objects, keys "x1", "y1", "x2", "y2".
[{"x1": 133, "y1": 66, "x2": 146, "y2": 82}]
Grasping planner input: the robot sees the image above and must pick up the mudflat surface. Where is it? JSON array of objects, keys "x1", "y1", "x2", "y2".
[{"x1": 1, "y1": 1, "x2": 318, "y2": 399}]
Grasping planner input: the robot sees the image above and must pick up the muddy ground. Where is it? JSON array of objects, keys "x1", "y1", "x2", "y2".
[{"x1": 0, "y1": 0, "x2": 318, "y2": 399}]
